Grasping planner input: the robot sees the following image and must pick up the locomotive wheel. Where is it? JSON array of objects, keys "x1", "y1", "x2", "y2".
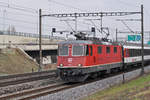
[
  {"x1": 90, "y1": 72, "x2": 98, "y2": 79},
  {"x1": 60, "y1": 74, "x2": 89, "y2": 82}
]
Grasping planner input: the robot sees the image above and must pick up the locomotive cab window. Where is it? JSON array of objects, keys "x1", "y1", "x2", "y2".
[
  {"x1": 106, "y1": 47, "x2": 110, "y2": 53},
  {"x1": 90, "y1": 46, "x2": 93, "y2": 56},
  {"x1": 59, "y1": 45, "x2": 69, "y2": 56},
  {"x1": 72, "y1": 45, "x2": 84, "y2": 56},
  {"x1": 98, "y1": 46, "x2": 102, "y2": 54},
  {"x1": 86, "y1": 45, "x2": 89, "y2": 56},
  {"x1": 114, "y1": 47, "x2": 117, "y2": 53}
]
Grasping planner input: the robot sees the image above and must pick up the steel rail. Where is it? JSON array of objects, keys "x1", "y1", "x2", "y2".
[
  {"x1": 0, "y1": 70, "x2": 57, "y2": 87},
  {"x1": 0, "y1": 82, "x2": 68, "y2": 100}
]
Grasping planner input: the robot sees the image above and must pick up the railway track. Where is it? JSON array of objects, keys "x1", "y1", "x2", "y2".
[
  {"x1": 0, "y1": 70, "x2": 57, "y2": 87},
  {"x1": 0, "y1": 69, "x2": 128, "y2": 100},
  {"x1": 0, "y1": 82, "x2": 76, "y2": 100},
  {"x1": 0, "y1": 65, "x2": 147, "y2": 100},
  {"x1": 0, "y1": 66, "x2": 140, "y2": 100}
]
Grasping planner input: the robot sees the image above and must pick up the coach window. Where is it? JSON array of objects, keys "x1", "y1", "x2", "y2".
[
  {"x1": 90, "y1": 46, "x2": 93, "y2": 56},
  {"x1": 114, "y1": 47, "x2": 117, "y2": 53},
  {"x1": 125, "y1": 49, "x2": 129, "y2": 56},
  {"x1": 98, "y1": 46, "x2": 102, "y2": 54},
  {"x1": 129, "y1": 49, "x2": 132, "y2": 57},
  {"x1": 106, "y1": 47, "x2": 110, "y2": 53}
]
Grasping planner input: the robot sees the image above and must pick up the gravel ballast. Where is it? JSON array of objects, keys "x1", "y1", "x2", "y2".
[{"x1": 33, "y1": 65, "x2": 150, "y2": 100}]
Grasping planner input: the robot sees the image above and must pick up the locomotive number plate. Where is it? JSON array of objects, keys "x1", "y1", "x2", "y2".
[{"x1": 68, "y1": 58, "x2": 73, "y2": 63}]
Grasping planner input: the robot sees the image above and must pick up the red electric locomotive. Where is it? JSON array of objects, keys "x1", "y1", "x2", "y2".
[
  {"x1": 57, "y1": 39, "x2": 124, "y2": 82},
  {"x1": 56, "y1": 27, "x2": 150, "y2": 82},
  {"x1": 57, "y1": 38, "x2": 150, "y2": 82}
]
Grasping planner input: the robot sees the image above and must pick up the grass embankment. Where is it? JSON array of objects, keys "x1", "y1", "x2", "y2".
[
  {"x1": 0, "y1": 48, "x2": 38, "y2": 75},
  {"x1": 82, "y1": 74, "x2": 150, "y2": 100}
]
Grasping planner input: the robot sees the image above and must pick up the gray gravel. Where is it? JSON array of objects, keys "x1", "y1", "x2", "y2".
[
  {"x1": 0, "y1": 78, "x2": 58, "y2": 96},
  {"x1": 33, "y1": 65, "x2": 150, "y2": 100}
]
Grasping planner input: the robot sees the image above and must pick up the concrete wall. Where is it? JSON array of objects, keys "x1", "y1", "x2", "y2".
[
  {"x1": 0, "y1": 44, "x2": 58, "y2": 51},
  {"x1": 25, "y1": 50, "x2": 57, "y2": 64},
  {"x1": 19, "y1": 45, "x2": 58, "y2": 51}
]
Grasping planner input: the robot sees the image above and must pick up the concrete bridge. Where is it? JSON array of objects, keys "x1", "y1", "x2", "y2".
[
  {"x1": 0, "y1": 33, "x2": 67, "y2": 64},
  {"x1": 0, "y1": 34, "x2": 65, "y2": 50},
  {"x1": 0, "y1": 43, "x2": 58, "y2": 51}
]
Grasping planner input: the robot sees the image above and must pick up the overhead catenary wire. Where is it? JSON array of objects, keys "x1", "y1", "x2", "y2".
[
  {"x1": 143, "y1": 7, "x2": 150, "y2": 31},
  {"x1": 0, "y1": 1, "x2": 38, "y2": 13},
  {"x1": 116, "y1": 0, "x2": 140, "y2": 8},
  {"x1": 0, "y1": 17, "x2": 38, "y2": 25},
  {"x1": 0, "y1": 10, "x2": 38, "y2": 18},
  {"x1": 0, "y1": 16, "x2": 66, "y2": 29},
  {"x1": 0, "y1": 0, "x2": 144, "y2": 38},
  {"x1": 0, "y1": 22, "x2": 47, "y2": 30},
  {"x1": 48, "y1": 0, "x2": 89, "y2": 12},
  {"x1": 88, "y1": 20, "x2": 101, "y2": 33},
  {"x1": 0, "y1": 1, "x2": 38, "y2": 11},
  {"x1": 46, "y1": 0, "x2": 89, "y2": 32}
]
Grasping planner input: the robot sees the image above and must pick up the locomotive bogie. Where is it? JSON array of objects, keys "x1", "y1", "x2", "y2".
[
  {"x1": 57, "y1": 62, "x2": 123, "y2": 82},
  {"x1": 57, "y1": 68, "x2": 89, "y2": 82}
]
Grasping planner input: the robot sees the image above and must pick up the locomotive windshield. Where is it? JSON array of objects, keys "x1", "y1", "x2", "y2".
[
  {"x1": 59, "y1": 45, "x2": 69, "y2": 56},
  {"x1": 72, "y1": 45, "x2": 84, "y2": 56}
]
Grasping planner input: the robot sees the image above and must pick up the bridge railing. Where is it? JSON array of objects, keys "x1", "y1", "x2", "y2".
[{"x1": 0, "y1": 30, "x2": 66, "y2": 40}]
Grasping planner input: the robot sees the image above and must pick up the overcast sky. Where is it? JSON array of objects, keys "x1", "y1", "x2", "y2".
[{"x1": 0, "y1": 0, "x2": 150, "y2": 41}]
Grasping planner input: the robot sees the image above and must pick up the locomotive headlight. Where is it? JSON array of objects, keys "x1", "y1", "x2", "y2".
[
  {"x1": 78, "y1": 64, "x2": 82, "y2": 67},
  {"x1": 60, "y1": 64, "x2": 63, "y2": 67}
]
